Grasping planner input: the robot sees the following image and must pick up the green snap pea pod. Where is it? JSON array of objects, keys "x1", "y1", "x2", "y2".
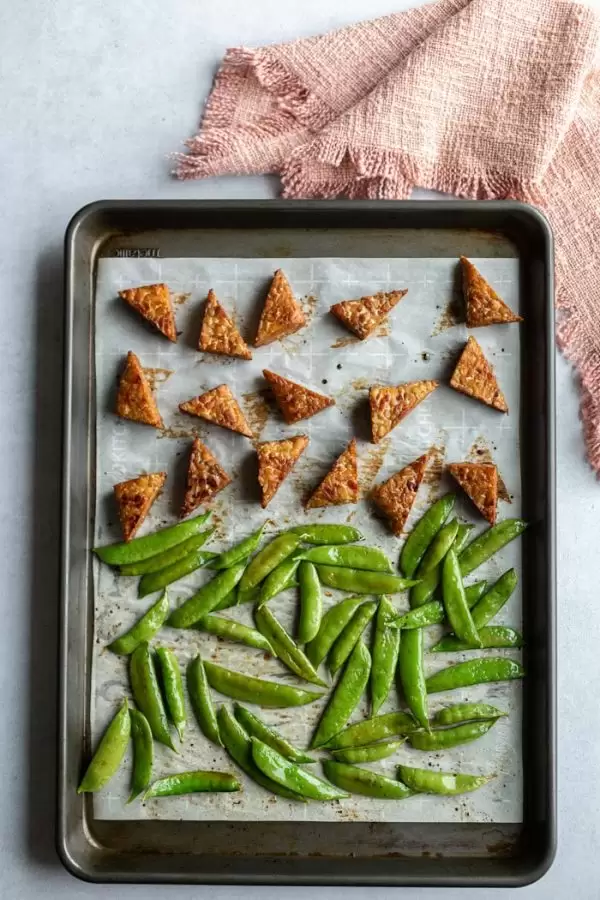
[
  {"x1": 325, "y1": 710, "x2": 419, "y2": 749},
  {"x1": 400, "y1": 494, "x2": 456, "y2": 577},
  {"x1": 328, "y1": 601, "x2": 377, "y2": 674},
  {"x1": 187, "y1": 656, "x2": 222, "y2": 745},
  {"x1": 95, "y1": 512, "x2": 211, "y2": 565},
  {"x1": 409, "y1": 719, "x2": 496, "y2": 750},
  {"x1": 297, "y1": 561, "x2": 322, "y2": 645},
  {"x1": 370, "y1": 596, "x2": 400, "y2": 714},
  {"x1": 316, "y1": 565, "x2": 419, "y2": 595},
  {"x1": 77, "y1": 699, "x2": 130, "y2": 793},
  {"x1": 305, "y1": 596, "x2": 363, "y2": 667},
  {"x1": 311, "y1": 639, "x2": 371, "y2": 748},
  {"x1": 398, "y1": 765, "x2": 494, "y2": 795},
  {"x1": 471, "y1": 569, "x2": 518, "y2": 629},
  {"x1": 409, "y1": 520, "x2": 469, "y2": 609},
  {"x1": 417, "y1": 519, "x2": 461, "y2": 574},
  {"x1": 442, "y1": 549, "x2": 481, "y2": 648},
  {"x1": 399, "y1": 581, "x2": 489, "y2": 628},
  {"x1": 297, "y1": 545, "x2": 393, "y2": 573},
  {"x1": 129, "y1": 642, "x2": 175, "y2": 750},
  {"x1": 211, "y1": 588, "x2": 239, "y2": 612},
  {"x1": 203, "y1": 662, "x2": 323, "y2": 707},
  {"x1": 138, "y1": 549, "x2": 217, "y2": 598},
  {"x1": 155, "y1": 647, "x2": 186, "y2": 741},
  {"x1": 330, "y1": 739, "x2": 406, "y2": 764},
  {"x1": 254, "y1": 605, "x2": 327, "y2": 686},
  {"x1": 433, "y1": 702, "x2": 507, "y2": 726},
  {"x1": 145, "y1": 770, "x2": 240, "y2": 798},
  {"x1": 465, "y1": 580, "x2": 489, "y2": 608},
  {"x1": 232, "y1": 585, "x2": 261, "y2": 607},
  {"x1": 426, "y1": 657, "x2": 525, "y2": 693},
  {"x1": 217, "y1": 706, "x2": 304, "y2": 801},
  {"x1": 398, "y1": 628, "x2": 429, "y2": 730},
  {"x1": 239, "y1": 533, "x2": 302, "y2": 594},
  {"x1": 128, "y1": 708, "x2": 153, "y2": 802},
  {"x1": 120, "y1": 529, "x2": 215, "y2": 576},
  {"x1": 233, "y1": 704, "x2": 315, "y2": 764},
  {"x1": 287, "y1": 523, "x2": 363, "y2": 544},
  {"x1": 252, "y1": 739, "x2": 349, "y2": 801},
  {"x1": 432, "y1": 626, "x2": 523, "y2": 652},
  {"x1": 323, "y1": 760, "x2": 413, "y2": 800},
  {"x1": 109, "y1": 591, "x2": 170, "y2": 655},
  {"x1": 208, "y1": 523, "x2": 267, "y2": 570},
  {"x1": 257, "y1": 556, "x2": 301, "y2": 607},
  {"x1": 459, "y1": 519, "x2": 528, "y2": 577},
  {"x1": 167, "y1": 562, "x2": 246, "y2": 628},
  {"x1": 192, "y1": 614, "x2": 274, "y2": 653}
]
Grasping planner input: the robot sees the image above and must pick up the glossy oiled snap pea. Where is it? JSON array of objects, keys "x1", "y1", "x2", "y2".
[
  {"x1": 431, "y1": 625, "x2": 523, "y2": 652},
  {"x1": 398, "y1": 765, "x2": 494, "y2": 795},
  {"x1": 217, "y1": 706, "x2": 304, "y2": 801},
  {"x1": 155, "y1": 647, "x2": 186, "y2": 741},
  {"x1": 287, "y1": 523, "x2": 363, "y2": 545},
  {"x1": 77, "y1": 699, "x2": 130, "y2": 793},
  {"x1": 432, "y1": 702, "x2": 506, "y2": 726},
  {"x1": 297, "y1": 545, "x2": 393, "y2": 573},
  {"x1": 371, "y1": 596, "x2": 400, "y2": 715},
  {"x1": 311, "y1": 639, "x2": 371, "y2": 749},
  {"x1": 129, "y1": 642, "x2": 175, "y2": 750},
  {"x1": 203, "y1": 662, "x2": 323, "y2": 708},
  {"x1": 328, "y1": 601, "x2": 377, "y2": 674},
  {"x1": 426, "y1": 657, "x2": 525, "y2": 693},
  {"x1": 95, "y1": 512, "x2": 211, "y2": 565},
  {"x1": 409, "y1": 522, "x2": 473, "y2": 608},
  {"x1": 305, "y1": 596, "x2": 363, "y2": 668},
  {"x1": 323, "y1": 760, "x2": 413, "y2": 800},
  {"x1": 330, "y1": 738, "x2": 406, "y2": 764},
  {"x1": 417, "y1": 519, "x2": 460, "y2": 574},
  {"x1": 193, "y1": 614, "x2": 274, "y2": 653},
  {"x1": 392, "y1": 600, "x2": 444, "y2": 630},
  {"x1": 471, "y1": 569, "x2": 518, "y2": 629},
  {"x1": 257, "y1": 555, "x2": 301, "y2": 607},
  {"x1": 138, "y1": 549, "x2": 217, "y2": 598},
  {"x1": 316, "y1": 565, "x2": 418, "y2": 595},
  {"x1": 144, "y1": 770, "x2": 240, "y2": 798},
  {"x1": 251, "y1": 739, "x2": 349, "y2": 801},
  {"x1": 442, "y1": 549, "x2": 481, "y2": 648},
  {"x1": 233, "y1": 704, "x2": 315, "y2": 764},
  {"x1": 120, "y1": 529, "x2": 215, "y2": 576},
  {"x1": 254, "y1": 605, "x2": 327, "y2": 687},
  {"x1": 400, "y1": 494, "x2": 456, "y2": 578},
  {"x1": 409, "y1": 718, "x2": 496, "y2": 750},
  {"x1": 167, "y1": 562, "x2": 246, "y2": 628},
  {"x1": 108, "y1": 591, "x2": 170, "y2": 655},
  {"x1": 458, "y1": 518, "x2": 527, "y2": 576},
  {"x1": 325, "y1": 711, "x2": 419, "y2": 750},
  {"x1": 128, "y1": 707, "x2": 153, "y2": 802},
  {"x1": 297, "y1": 561, "x2": 322, "y2": 645},
  {"x1": 208, "y1": 523, "x2": 267, "y2": 570},
  {"x1": 238, "y1": 533, "x2": 302, "y2": 594},
  {"x1": 398, "y1": 628, "x2": 429, "y2": 731},
  {"x1": 187, "y1": 655, "x2": 222, "y2": 745}
]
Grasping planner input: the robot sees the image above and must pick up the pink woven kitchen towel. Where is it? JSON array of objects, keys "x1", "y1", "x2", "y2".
[{"x1": 175, "y1": 0, "x2": 600, "y2": 470}]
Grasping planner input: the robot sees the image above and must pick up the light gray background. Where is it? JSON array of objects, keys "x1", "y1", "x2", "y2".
[{"x1": 1, "y1": 0, "x2": 594, "y2": 895}]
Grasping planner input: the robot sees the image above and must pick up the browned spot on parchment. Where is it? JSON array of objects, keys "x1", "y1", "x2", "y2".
[
  {"x1": 467, "y1": 438, "x2": 511, "y2": 502},
  {"x1": 142, "y1": 367, "x2": 174, "y2": 391},
  {"x1": 242, "y1": 390, "x2": 270, "y2": 444},
  {"x1": 350, "y1": 377, "x2": 371, "y2": 391},
  {"x1": 423, "y1": 444, "x2": 446, "y2": 485},
  {"x1": 331, "y1": 334, "x2": 361, "y2": 349},
  {"x1": 173, "y1": 291, "x2": 192, "y2": 306},
  {"x1": 359, "y1": 440, "x2": 389, "y2": 493},
  {"x1": 375, "y1": 321, "x2": 391, "y2": 337},
  {"x1": 301, "y1": 293, "x2": 318, "y2": 322},
  {"x1": 208, "y1": 508, "x2": 226, "y2": 540},
  {"x1": 431, "y1": 294, "x2": 462, "y2": 336},
  {"x1": 157, "y1": 424, "x2": 200, "y2": 440}
]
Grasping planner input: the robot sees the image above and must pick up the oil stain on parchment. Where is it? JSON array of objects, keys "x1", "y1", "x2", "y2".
[
  {"x1": 301, "y1": 292, "x2": 318, "y2": 323},
  {"x1": 242, "y1": 390, "x2": 270, "y2": 444},
  {"x1": 157, "y1": 424, "x2": 200, "y2": 440},
  {"x1": 173, "y1": 291, "x2": 192, "y2": 306},
  {"x1": 432, "y1": 295, "x2": 462, "y2": 336},
  {"x1": 358, "y1": 440, "x2": 390, "y2": 494},
  {"x1": 423, "y1": 444, "x2": 446, "y2": 486},
  {"x1": 467, "y1": 437, "x2": 511, "y2": 502},
  {"x1": 142, "y1": 367, "x2": 174, "y2": 391},
  {"x1": 331, "y1": 321, "x2": 390, "y2": 349}
]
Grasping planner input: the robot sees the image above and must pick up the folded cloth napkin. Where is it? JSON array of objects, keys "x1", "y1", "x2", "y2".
[{"x1": 175, "y1": 0, "x2": 600, "y2": 471}]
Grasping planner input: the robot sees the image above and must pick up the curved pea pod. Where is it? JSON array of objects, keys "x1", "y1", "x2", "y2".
[
  {"x1": 254, "y1": 605, "x2": 327, "y2": 686},
  {"x1": 120, "y1": 528, "x2": 215, "y2": 575},
  {"x1": 398, "y1": 628, "x2": 429, "y2": 730},
  {"x1": 233, "y1": 704, "x2": 315, "y2": 764},
  {"x1": 409, "y1": 522, "x2": 473, "y2": 608},
  {"x1": 409, "y1": 718, "x2": 496, "y2": 750},
  {"x1": 192, "y1": 614, "x2": 274, "y2": 653},
  {"x1": 305, "y1": 596, "x2": 363, "y2": 668},
  {"x1": 432, "y1": 703, "x2": 506, "y2": 726},
  {"x1": 128, "y1": 708, "x2": 153, "y2": 802},
  {"x1": 400, "y1": 494, "x2": 456, "y2": 578},
  {"x1": 138, "y1": 549, "x2": 217, "y2": 597},
  {"x1": 392, "y1": 600, "x2": 444, "y2": 630},
  {"x1": 95, "y1": 512, "x2": 211, "y2": 565},
  {"x1": 328, "y1": 600, "x2": 377, "y2": 674},
  {"x1": 211, "y1": 588, "x2": 240, "y2": 612},
  {"x1": 167, "y1": 562, "x2": 246, "y2": 628},
  {"x1": 144, "y1": 770, "x2": 240, "y2": 798},
  {"x1": 108, "y1": 591, "x2": 170, "y2": 655},
  {"x1": 77, "y1": 699, "x2": 130, "y2": 793},
  {"x1": 441, "y1": 549, "x2": 481, "y2": 648},
  {"x1": 431, "y1": 626, "x2": 524, "y2": 652},
  {"x1": 203, "y1": 662, "x2": 323, "y2": 708},
  {"x1": 325, "y1": 710, "x2": 419, "y2": 749},
  {"x1": 187, "y1": 656, "x2": 222, "y2": 745},
  {"x1": 297, "y1": 561, "x2": 322, "y2": 645},
  {"x1": 370, "y1": 596, "x2": 400, "y2": 715},
  {"x1": 470, "y1": 569, "x2": 518, "y2": 629},
  {"x1": 323, "y1": 761, "x2": 413, "y2": 800},
  {"x1": 297, "y1": 545, "x2": 393, "y2": 573},
  {"x1": 208, "y1": 523, "x2": 267, "y2": 570},
  {"x1": 129, "y1": 642, "x2": 175, "y2": 750},
  {"x1": 287, "y1": 523, "x2": 363, "y2": 545},
  {"x1": 316, "y1": 565, "x2": 418, "y2": 595},
  {"x1": 426, "y1": 657, "x2": 525, "y2": 693},
  {"x1": 458, "y1": 519, "x2": 528, "y2": 577},
  {"x1": 155, "y1": 647, "x2": 186, "y2": 741},
  {"x1": 257, "y1": 556, "x2": 301, "y2": 607},
  {"x1": 330, "y1": 739, "x2": 406, "y2": 764},
  {"x1": 238, "y1": 533, "x2": 302, "y2": 594},
  {"x1": 417, "y1": 519, "x2": 460, "y2": 574},
  {"x1": 311, "y1": 639, "x2": 371, "y2": 749},
  {"x1": 251, "y1": 739, "x2": 349, "y2": 801},
  {"x1": 398, "y1": 765, "x2": 494, "y2": 796}
]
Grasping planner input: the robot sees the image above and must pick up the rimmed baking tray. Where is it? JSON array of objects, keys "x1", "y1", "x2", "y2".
[{"x1": 58, "y1": 200, "x2": 555, "y2": 886}]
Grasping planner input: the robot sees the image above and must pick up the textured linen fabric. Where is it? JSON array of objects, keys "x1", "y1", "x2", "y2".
[{"x1": 175, "y1": 0, "x2": 600, "y2": 471}]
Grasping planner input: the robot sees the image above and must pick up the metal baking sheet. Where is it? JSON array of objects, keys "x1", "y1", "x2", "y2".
[{"x1": 59, "y1": 201, "x2": 555, "y2": 885}]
